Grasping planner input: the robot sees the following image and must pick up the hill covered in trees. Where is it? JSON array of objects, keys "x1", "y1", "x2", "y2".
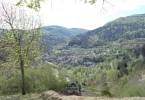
[
  {"x1": 42, "y1": 25, "x2": 88, "y2": 47},
  {"x1": 45, "y1": 14, "x2": 145, "y2": 68},
  {"x1": 69, "y1": 14, "x2": 145, "y2": 48},
  {"x1": 1, "y1": 12, "x2": 145, "y2": 98},
  {"x1": 43, "y1": 14, "x2": 145, "y2": 97}
]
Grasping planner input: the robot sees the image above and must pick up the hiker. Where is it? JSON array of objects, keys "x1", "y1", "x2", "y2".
[
  {"x1": 67, "y1": 83, "x2": 71, "y2": 88},
  {"x1": 81, "y1": 82, "x2": 87, "y2": 92},
  {"x1": 78, "y1": 83, "x2": 81, "y2": 95},
  {"x1": 71, "y1": 82, "x2": 76, "y2": 88},
  {"x1": 76, "y1": 81, "x2": 82, "y2": 95}
]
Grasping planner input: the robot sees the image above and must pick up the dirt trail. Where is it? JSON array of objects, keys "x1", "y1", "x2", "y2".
[
  {"x1": 60, "y1": 92, "x2": 145, "y2": 100},
  {"x1": 61, "y1": 96, "x2": 145, "y2": 100},
  {"x1": 1, "y1": 91, "x2": 145, "y2": 100},
  {"x1": 61, "y1": 95, "x2": 94, "y2": 100}
]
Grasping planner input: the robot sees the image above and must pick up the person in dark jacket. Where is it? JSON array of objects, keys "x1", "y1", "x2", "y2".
[
  {"x1": 71, "y1": 82, "x2": 76, "y2": 88},
  {"x1": 76, "y1": 81, "x2": 81, "y2": 95}
]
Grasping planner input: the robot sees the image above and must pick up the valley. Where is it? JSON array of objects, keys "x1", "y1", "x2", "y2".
[
  {"x1": 1, "y1": 13, "x2": 145, "y2": 98},
  {"x1": 42, "y1": 14, "x2": 145, "y2": 97}
]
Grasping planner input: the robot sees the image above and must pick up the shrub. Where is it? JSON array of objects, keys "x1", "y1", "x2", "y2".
[
  {"x1": 117, "y1": 85, "x2": 145, "y2": 97},
  {"x1": 0, "y1": 64, "x2": 67, "y2": 94}
]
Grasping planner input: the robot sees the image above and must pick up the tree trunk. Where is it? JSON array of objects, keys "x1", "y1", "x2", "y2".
[{"x1": 20, "y1": 55, "x2": 26, "y2": 95}]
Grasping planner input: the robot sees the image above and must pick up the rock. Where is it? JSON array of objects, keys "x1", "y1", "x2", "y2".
[{"x1": 40, "y1": 91, "x2": 62, "y2": 100}]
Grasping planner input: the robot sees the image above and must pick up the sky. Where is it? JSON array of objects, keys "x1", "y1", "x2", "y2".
[
  {"x1": 3, "y1": 0, "x2": 145, "y2": 30},
  {"x1": 38, "y1": 0, "x2": 145, "y2": 30}
]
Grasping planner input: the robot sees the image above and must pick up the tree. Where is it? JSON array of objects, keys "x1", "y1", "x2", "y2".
[
  {"x1": 16, "y1": 0, "x2": 112, "y2": 11},
  {"x1": 0, "y1": 2, "x2": 42, "y2": 95}
]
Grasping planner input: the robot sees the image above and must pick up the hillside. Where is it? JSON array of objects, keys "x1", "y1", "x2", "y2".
[
  {"x1": 42, "y1": 25, "x2": 88, "y2": 47},
  {"x1": 42, "y1": 14, "x2": 145, "y2": 97},
  {"x1": 1, "y1": 14, "x2": 145, "y2": 98},
  {"x1": 45, "y1": 14, "x2": 145, "y2": 68},
  {"x1": 69, "y1": 14, "x2": 145, "y2": 48}
]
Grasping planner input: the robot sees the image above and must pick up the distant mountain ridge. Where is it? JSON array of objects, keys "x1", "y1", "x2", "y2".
[
  {"x1": 43, "y1": 26, "x2": 88, "y2": 36},
  {"x1": 69, "y1": 14, "x2": 145, "y2": 48},
  {"x1": 42, "y1": 25, "x2": 88, "y2": 47}
]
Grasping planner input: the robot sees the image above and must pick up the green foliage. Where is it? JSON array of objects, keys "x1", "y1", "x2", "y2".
[
  {"x1": 0, "y1": 64, "x2": 67, "y2": 94},
  {"x1": 35, "y1": 64, "x2": 67, "y2": 91},
  {"x1": 116, "y1": 73, "x2": 145, "y2": 97},
  {"x1": 0, "y1": 2, "x2": 43, "y2": 95},
  {"x1": 42, "y1": 26, "x2": 88, "y2": 47},
  {"x1": 118, "y1": 86, "x2": 145, "y2": 97},
  {"x1": 69, "y1": 14, "x2": 145, "y2": 48},
  {"x1": 106, "y1": 70, "x2": 119, "y2": 83},
  {"x1": 1, "y1": 3, "x2": 145, "y2": 97},
  {"x1": 101, "y1": 90, "x2": 112, "y2": 97},
  {"x1": 16, "y1": 0, "x2": 45, "y2": 11},
  {"x1": 15, "y1": 0, "x2": 98, "y2": 11},
  {"x1": 0, "y1": 75, "x2": 21, "y2": 94},
  {"x1": 118, "y1": 75, "x2": 129, "y2": 88}
]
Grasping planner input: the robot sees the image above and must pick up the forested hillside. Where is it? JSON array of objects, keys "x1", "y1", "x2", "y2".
[
  {"x1": 1, "y1": 12, "x2": 145, "y2": 98},
  {"x1": 42, "y1": 25, "x2": 88, "y2": 47},
  {"x1": 69, "y1": 14, "x2": 145, "y2": 48},
  {"x1": 46, "y1": 14, "x2": 145, "y2": 68},
  {"x1": 2, "y1": 0, "x2": 145, "y2": 99},
  {"x1": 43, "y1": 14, "x2": 145, "y2": 97}
]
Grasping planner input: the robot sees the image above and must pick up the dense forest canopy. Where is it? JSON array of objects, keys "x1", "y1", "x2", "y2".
[{"x1": 69, "y1": 14, "x2": 145, "y2": 48}]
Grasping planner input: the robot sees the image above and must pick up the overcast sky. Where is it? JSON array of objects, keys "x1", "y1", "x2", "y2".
[
  {"x1": 4, "y1": 0, "x2": 145, "y2": 30},
  {"x1": 38, "y1": 0, "x2": 145, "y2": 30}
]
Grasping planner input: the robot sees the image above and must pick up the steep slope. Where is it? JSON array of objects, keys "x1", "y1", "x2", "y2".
[
  {"x1": 69, "y1": 14, "x2": 145, "y2": 48},
  {"x1": 43, "y1": 14, "x2": 145, "y2": 68},
  {"x1": 42, "y1": 25, "x2": 88, "y2": 47}
]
